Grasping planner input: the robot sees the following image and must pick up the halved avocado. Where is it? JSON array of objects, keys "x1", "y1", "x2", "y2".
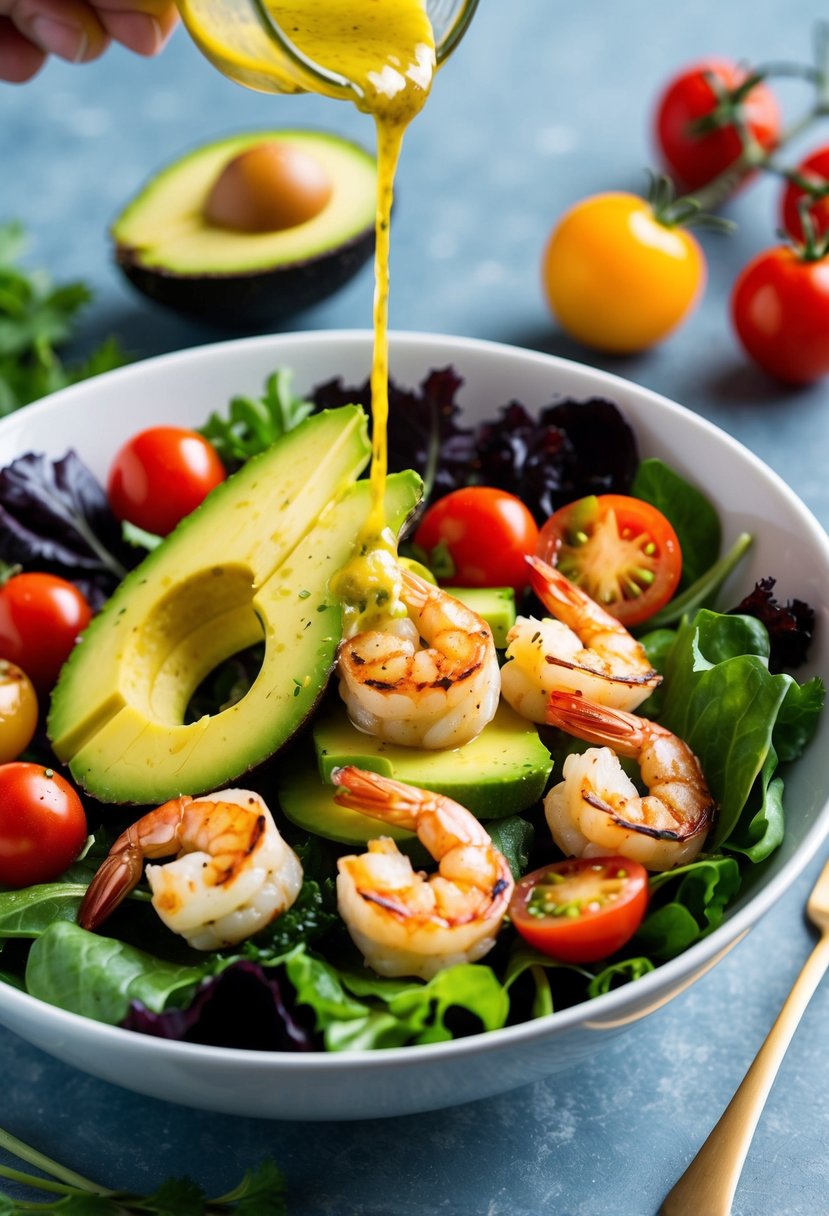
[
  {"x1": 112, "y1": 130, "x2": 377, "y2": 328},
  {"x1": 48, "y1": 406, "x2": 423, "y2": 804}
]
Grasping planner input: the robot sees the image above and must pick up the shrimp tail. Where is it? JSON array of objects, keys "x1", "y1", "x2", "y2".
[
  {"x1": 78, "y1": 844, "x2": 146, "y2": 931},
  {"x1": 546, "y1": 689, "x2": 643, "y2": 756},
  {"x1": 331, "y1": 765, "x2": 420, "y2": 831},
  {"x1": 526, "y1": 555, "x2": 586, "y2": 617}
]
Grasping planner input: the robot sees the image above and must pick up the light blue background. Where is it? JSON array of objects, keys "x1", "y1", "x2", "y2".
[{"x1": 2, "y1": 2, "x2": 829, "y2": 1213}]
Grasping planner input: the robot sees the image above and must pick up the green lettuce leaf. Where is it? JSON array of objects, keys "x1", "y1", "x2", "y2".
[
  {"x1": 635, "y1": 856, "x2": 741, "y2": 959},
  {"x1": 25, "y1": 922, "x2": 212, "y2": 1024}
]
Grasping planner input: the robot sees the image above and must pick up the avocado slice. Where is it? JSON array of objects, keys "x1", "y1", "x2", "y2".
[
  {"x1": 449, "y1": 586, "x2": 516, "y2": 649},
  {"x1": 48, "y1": 407, "x2": 422, "y2": 804},
  {"x1": 305, "y1": 701, "x2": 553, "y2": 825},
  {"x1": 111, "y1": 130, "x2": 377, "y2": 328}
]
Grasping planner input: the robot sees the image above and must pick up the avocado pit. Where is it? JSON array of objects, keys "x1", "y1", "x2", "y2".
[{"x1": 204, "y1": 141, "x2": 334, "y2": 234}]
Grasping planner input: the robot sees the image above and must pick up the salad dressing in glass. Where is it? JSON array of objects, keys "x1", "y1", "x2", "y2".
[{"x1": 185, "y1": 0, "x2": 437, "y2": 633}]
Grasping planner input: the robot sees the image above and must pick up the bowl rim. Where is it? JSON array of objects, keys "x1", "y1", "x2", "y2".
[{"x1": 1, "y1": 327, "x2": 827, "y2": 1071}]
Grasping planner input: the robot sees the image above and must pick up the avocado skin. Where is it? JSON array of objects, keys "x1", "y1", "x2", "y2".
[
  {"x1": 115, "y1": 225, "x2": 374, "y2": 329},
  {"x1": 111, "y1": 129, "x2": 378, "y2": 330}
]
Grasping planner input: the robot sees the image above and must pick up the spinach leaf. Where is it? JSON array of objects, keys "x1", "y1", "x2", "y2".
[
  {"x1": 486, "y1": 815, "x2": 535, "y2": 879},
  {"x1": 25, "y1": 922, "x2": 212, "y2": 1024},
  {"x1": 635, "y1": 856, "x2": 741, "y2": 959},
  {"x1": 0, "y1": 883, "x2": 86, "y2": 938},
  {"x1": 658, "y1": 609, "x2": 823, "y2": 848},
  {"x1": 631, "y1": 457, "x2": 721, "y2": 587}
]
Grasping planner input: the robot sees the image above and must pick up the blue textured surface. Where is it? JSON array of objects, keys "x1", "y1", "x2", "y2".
[{"x1": 2, "y1": 2, "x2": 829, "y2": 1213}]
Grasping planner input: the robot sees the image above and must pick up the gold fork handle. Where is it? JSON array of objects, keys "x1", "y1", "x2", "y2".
[{"x1": 661, "y1": 931, "x2": 829, "y2": 1216}]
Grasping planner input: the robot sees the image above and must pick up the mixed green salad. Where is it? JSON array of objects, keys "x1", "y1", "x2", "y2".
[{"x1": 0, "y1": 365, "x2": 822, "y2": 1052}]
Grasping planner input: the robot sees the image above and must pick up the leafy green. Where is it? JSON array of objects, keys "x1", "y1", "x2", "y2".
[
  {"x1": 587, "y1": 957, "x2": 655, "y2": 997},
  {"x1": 25, "y1": 922, "x2": 213, "y2": 1024},
  {"x1": 0, "y1": 1124, "x2": 286, "y2": 1213},
  {"x1": 282, "y1": 944, "x2": 509, "y2": 1049},
  {"x1": 0, "y1": 222, "x2": 128, "y2": 413},
  {"x1": 658, "y1": 609, "x2": 823, "y2": 851},
  {"x1": 631, "y1": 457, "x2": 721, "y2": 586},
  {"x1": 486, "y1": 815, "x2": 535, "y2": 880},
  {"x1": 644, "y1": 532, "x2": 754, "y2": 630},
  {"x1": 635, "y1": 856, "x2": 742, "y2": 959},
  {"x1": 0, "y1": 883, "x2": 87, "y2": 938},
  {"x1": 199, "y1": 368, "x2": 314, "y2": 467}
]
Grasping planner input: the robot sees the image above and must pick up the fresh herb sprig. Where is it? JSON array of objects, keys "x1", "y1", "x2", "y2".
[
  {"x1": 199, "y1": 369, "x2": 314, "y2": 468},
  {"x1": 0, "y1": 1126, "x2": 286, "y2": 1214},
  {"x1": 0, "y1": 222, "x2": 128, "y2": 415}
]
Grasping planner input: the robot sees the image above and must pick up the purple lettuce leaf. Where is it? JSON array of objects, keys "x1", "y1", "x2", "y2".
[
  {"x1": 122, "y1": 959, "x2": 317, "y2": 1051},
  {"x1": 0, "y1": 450, "x2": 136, "y2": 606},
  {"x1": 729, "y1": 576, "x2": 816, "y2": 673}
]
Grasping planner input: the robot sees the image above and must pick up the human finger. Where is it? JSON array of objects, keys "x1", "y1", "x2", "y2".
[
  {"x1": 0, "y1": 13, "x2": 45, "y2": 81},
  {"x1": 94, "y1": 1, "x2": 179, "y2": 56},
  {"x1": 2, "y1": 0, "x2": 110, "y2": 65}
]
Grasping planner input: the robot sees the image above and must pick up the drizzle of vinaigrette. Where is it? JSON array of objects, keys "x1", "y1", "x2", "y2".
[{"x1": 263, "y1": 0, "x2": 436, "y2": 632}]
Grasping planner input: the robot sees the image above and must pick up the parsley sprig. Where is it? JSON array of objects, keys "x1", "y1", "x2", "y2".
[
  {"x1": 0, "y1": 1127, "x2": 286, "y2": 1214},
  {"x1": 198, "y1": 369, "x2": 315, "y2": 468},
  {"x1": 0, "y1": 222, "x2": 128, "y2": 415}
]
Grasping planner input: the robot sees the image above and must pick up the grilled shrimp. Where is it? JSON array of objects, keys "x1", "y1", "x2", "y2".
[
  {"x1": 337, "y1": 566, "x2": 501, "y2": 749},
  {"x1": 332, "y1": 766, "x2": 513, "y2": 979},
  {"x1": 544, "y1": 691, "x2": 715, "y2": 871},
  {"x1": 500, "y1": 555, "x2": 661, "y2": 723},
  {"x1": 78, "y1": 788, "x2": 303, "y2": 950}
]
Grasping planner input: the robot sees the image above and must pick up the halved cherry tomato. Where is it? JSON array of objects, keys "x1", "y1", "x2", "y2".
[
  {"x1": 0, "y1": 661, "x2": 38, "y2": 762},
  {"x1": 413, "y1": 487, "x2": 540, "y2": 595},
  {"x1": 0, "y1": 572, "x2": 92, "y2": 693},
  {"x1": 537, "y1": 494, "x2": 682, "y2": 627},
  {"x1": 654, "y1": 58, "x2": 780, "y2": 194},
  {"x1": 509, "y1": 857, "x2": 649, "y2": 963},
  {"x1": 107, "y1": 426, "x2": 226, "y2": 537},
  {"x1": 780, "y1": 145, "x2": 829, "y2": 244},
  {"x1": 0, "y1": 762, "x2": 87, "y2": 888}
]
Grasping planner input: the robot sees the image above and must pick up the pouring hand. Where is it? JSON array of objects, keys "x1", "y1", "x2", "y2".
[{"x1": 0, "y1": 0, "x2": 179, "y2": 83}]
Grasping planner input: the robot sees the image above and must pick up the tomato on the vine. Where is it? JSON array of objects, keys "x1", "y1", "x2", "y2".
[
  {"x1": 542, "y1": 193, "x2": 705, "y2": 354},
  {"x1": 537, "y1": 494, "x2": 682, "y2": 627},
  {"x1": 780, "y1": 145, "x2": 829, "y2": 243},
  {"x1": 0, "y1": 572, "x2": 92, "y2": 693},
  {"x1": 731, "y1": 245, "x2": 829, "y2": 384},
  {"x1": 509, "y1": 857, "x2": 649, "y2": 963},
  {"x1": 0, "y1": 762, "x2": 87, "y2": 888},
  {"x1": 0, "y1": 661, "x2": 38, "y2": 763},
  {"x1": 107, "y1": 426, "x2": 226, "y2": 537},
  {"x1": 413, "y1": 487, "x2": 540, "y2": 595},
  {"x1": 654, "y1": 58, "x2": 780, "y2": 194}
]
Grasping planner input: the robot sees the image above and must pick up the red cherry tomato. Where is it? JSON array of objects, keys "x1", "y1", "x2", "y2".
[
  {"x1": 537, "y1": 494, "x2": 682, "y2": 627},
  {"x1": 731, "y1": 246, "x2": 829, "y2": 384},
  {"x1": 0, "y1": 762, "x2": 87, "y2": 888},
  {"x1": 654, "y1": 59, "x2": 780, "y2": 193},
  {"x1": 0, "y1": 572, "x2": 92, "y2": 693},
  {"x1": 107, "y1": 426, "x2": 226, "y2": 537},
  {"x1": 413, "y1": 487, "x2": 540, "y2": 595},
  {"x1": 780, "y1": 145, "x2": 829, "y2": 244},
  {"x1": 509, "y1": 857, "x2": 649, "y2": 963}
]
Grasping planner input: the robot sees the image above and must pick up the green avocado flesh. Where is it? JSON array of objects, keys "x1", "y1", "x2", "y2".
[
  {"x1": 448, "y1": 586, "x2": 516, "y2": 648},
  {"x1": 47, "y1": 407, "x2": 422, "y2": 804},
  {"x1": 277, "y1": 702, "x2": 553, "y2": 844},
  {"x1": 112, "y1": 130, "x2": 377, "y2": 275}
]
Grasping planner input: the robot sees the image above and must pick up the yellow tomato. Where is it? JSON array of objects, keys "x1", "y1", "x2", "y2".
[
  {"x1": 0, "y1": 660, "x2": 38, "y2": 763},
  {"x1": 542, "y1": 192, "x2": 706, "y2": 353}
]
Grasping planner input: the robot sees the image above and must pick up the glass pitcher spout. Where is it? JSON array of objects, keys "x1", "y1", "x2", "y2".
[{"x1": 176, "y1": 0, "x2": 479, "y2": 99}]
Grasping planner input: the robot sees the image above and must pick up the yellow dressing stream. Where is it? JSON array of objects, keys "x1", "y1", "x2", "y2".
[{"x1": 181, "y1": 0, "x2": 437, "y2": 630}]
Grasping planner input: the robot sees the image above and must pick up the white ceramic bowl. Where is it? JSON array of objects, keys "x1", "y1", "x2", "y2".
[{"x1": 0, "y1": 330, "x2": 827, "y2": 1121}]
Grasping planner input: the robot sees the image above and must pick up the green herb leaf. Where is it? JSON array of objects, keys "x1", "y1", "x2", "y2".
[
  {"x1": 199, "y1": 368, "x2": 315, "y2": 466},
  {"x1": 0, "y1": 223, "x2": 129, "y2": 412}
]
